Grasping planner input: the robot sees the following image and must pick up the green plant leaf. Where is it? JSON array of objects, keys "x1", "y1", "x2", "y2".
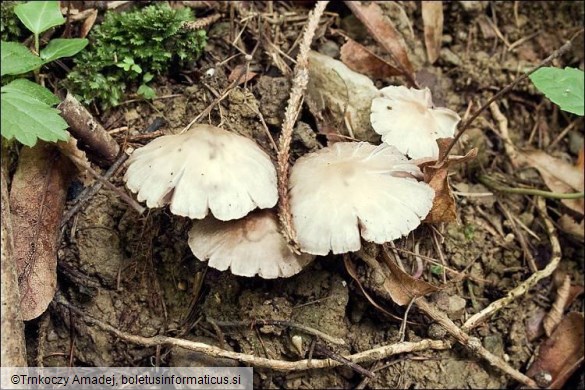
[
  {"x1": 1, "y1": 91, "x2": 69, "y2": 146},
  {"x1": 14, "y1": 1, "x2": 65, "y2": 35},
  {"x1": 1, "y1": 41, "x2": 44, "y2": 75},
  {"x1": 137, "y1": 84, "x2": 156, "y2": 99},
  {"x1": 1, "y1": 79, "x2": 59, "y2": 105},
  {"x1": 529, "y1": 67, "x2": 584, "y2": 116},
  {"x1": 40, "y1": 38, "x2": 88, "y2": 62}
]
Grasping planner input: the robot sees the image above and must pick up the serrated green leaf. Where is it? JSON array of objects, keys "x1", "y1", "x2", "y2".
[
  {"x1": 14, "y1": 1, "x2": 65, "y2": 35},
  {"x1": 1, "y1": 41, "x2": 43, "y2": 75},
  {"x1": 1, "y1": 91, "x2": 69, "y2": 146},
  {"x1": 1, "y1": 79, "x2": 59, "y2": 105},
  {"x1": 529, "y1": 67, "x2": 584, "y2": 116},
  {"x1": 40, "y1": 38, "x2": 88, "y2": 62}
]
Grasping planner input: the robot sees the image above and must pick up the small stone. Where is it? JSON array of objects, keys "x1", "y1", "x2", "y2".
[
  {"x1": 441, "y1": 48, "x2": 462, "y2": 66},
  {"x1": 427, "y1": 323, "x2": 447, "y2": 339}
]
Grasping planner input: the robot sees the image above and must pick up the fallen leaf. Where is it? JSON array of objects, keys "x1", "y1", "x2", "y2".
[
  {"x1": 344, "y1": 1, "x2": 416, "y2": 85},
  {"x1": 339, "y1": 36, "x2": 401, "y2": 79},
  {"x1": 526, "y1": 312, "x2": 584, "y2": 389},
  {"x1": 359, "y1": 247, "x2": 439, "y2": 307},
  {"x1": 558, "y1": 214, "x2": 584, "y2": 239},
  {"x1": 56, "y1": 136, "x2": 94, "y2": 186},
  {"x1": 80, "y1": 9, "x2": 98, "y2": 38},
  {"x1": 380, "y1": 249, "x2": 439, "y2": 306},
  {"x1": 10, "y1": 142, "x2": 73, "y2": 320},
  {"x1": 421, "y1": 1, "x2": 443, "y2": 64},
  {"x1": 227, "y1": 64, "x2": 258, "y2": 85},
  {"x1": 522, "y1": 149, "x2": 584, "y2": 215},
  {"x1": 419, "y1": 139, "x2": 478, "y2": 223}
]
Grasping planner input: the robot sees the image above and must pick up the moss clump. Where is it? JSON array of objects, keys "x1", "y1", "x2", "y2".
[
  {"x1": 1, "y1": 1, "x2": 24, "y2": 42},
  {"x1": 66, "y1": 3, "x2": 206, "y2": 109}
]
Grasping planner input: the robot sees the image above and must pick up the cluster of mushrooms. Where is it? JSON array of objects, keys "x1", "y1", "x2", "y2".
[{"x1": 123, "y1": 85, "x2": 460, "y2": 279}]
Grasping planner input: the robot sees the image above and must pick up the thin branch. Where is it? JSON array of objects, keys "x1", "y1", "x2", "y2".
[
  {"x1": 60, "y1": 153, "x2": 128, "y2": 229},
  {"x1": 415, "y1": 298, "x2": 538, "y2": 388},
  {"x1": 54, "y1": 292, "x2": 450, "y2": 371},
  {"x1": 67, "y1": 154, "x2": 144, "y2": 215}
]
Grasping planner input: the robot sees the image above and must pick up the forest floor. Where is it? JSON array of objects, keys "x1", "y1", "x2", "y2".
[{"x1": 12, "y1": 1, "x2": 584, "y2": 389}]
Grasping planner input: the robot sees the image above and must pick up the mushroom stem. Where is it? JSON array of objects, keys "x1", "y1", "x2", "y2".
[{"x1": 276, "y1": 1, "x2": 328, "y2": 252}]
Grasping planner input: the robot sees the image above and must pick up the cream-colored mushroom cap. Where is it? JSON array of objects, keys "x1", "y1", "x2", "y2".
[
  {"x1": 124, "y1": 125, "x2": 277, "y2": 221},
  {"x1": 370, "y1": 86, "x2": 461, "y2": 159},
  {"x1": 188, "y1": 210, "x2": 314, "y2": 278},
  {"x1": 289, "y1": 142, "x2": 434, "y2": 256}
]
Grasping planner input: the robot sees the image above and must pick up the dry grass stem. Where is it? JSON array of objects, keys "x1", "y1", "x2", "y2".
[{"x1": 277, "y1": 1, "x2": 328, "y2": 252}]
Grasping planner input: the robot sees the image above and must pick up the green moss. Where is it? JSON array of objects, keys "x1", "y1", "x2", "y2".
[{"x1": 66, "y1": 3, "x2": 206, "y2": 109}]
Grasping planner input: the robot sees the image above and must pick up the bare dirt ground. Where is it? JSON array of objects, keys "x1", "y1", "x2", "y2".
[{"x1": 17, "y1": 1, "x2": 584, "y2": 388}]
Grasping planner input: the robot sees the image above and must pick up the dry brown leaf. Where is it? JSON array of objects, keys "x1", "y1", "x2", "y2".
[
  {"x1": 1, "y1": 165, "x2": 27, "y2": 366},
  {"x1": 10, "y1": 143, "x2": 74, "y2": 321},
  {"x1": 521, "y1": 150, "x2": 584, "y2": 215},
  {"x1": 526, "y1": 312, "x2": 584, "y2": 389},
  {"x1": 343, "y1": 254, "x2": 402, "y2": 320},
  {"x1": 227, "y1": 64, "x2": 258, "y2": 85},
  {"x1": 80, "y1": 9, "x2": 98, "y2": 38},
  {"x1": 339, "y1": 37, "x2": 401, "y2": 79},
  {"x1": 379, "y1": 250, "x2": 439, "y2": 306},
  {"x1": 558, "y1": 214, "x2": 584, "y2": 239},
  {"x1": 421, "y1": 1, "x2": 443, "y2": 64},
  {"x1": 56, "y1": 136, "x2": 94, "y2": 186},
  {"x1": 420, "y1": 139, "x2": 478, "y2": 223},
  {"x1": 344, "y1": 1, "x2": 415, "y2": 83}
]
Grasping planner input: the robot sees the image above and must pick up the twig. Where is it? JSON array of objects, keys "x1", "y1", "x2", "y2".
[
  {"x1": 54, "y1": 292, "x2": 449, "y2": 371},
  {"x1": 462, "y1": 197, "x2": 561, "y2": 332},
  {"x1": 439, "y1": 39, "x2": 574, "y2": 163},
  {"x1": 313, "y1": 343, "x2": 375, "y2": 379},
  {"x1": 415, "y1": 298, "x2": 538, "y2": 388},
  {"x1": 276, "y1": 1, "x2": 328, "y2": 252},
  {"x1": 211, "y1": 318, "x2": 345, "y2": 346},
  {"x1": 543, "y1": 275, "x2": 571, "y2": 337},
  {"x1": 58, "y1": 92, "x2": 120, "y2": 167},
  {"x1": 66, "y1": 154, "x2": 144, "y2": 215},
  {"x1": 60, "y1": 153, "x2": 128, "y2": 229},
  {"x1": 479, "y1": 175, "x2": 585, "y2": 199}
]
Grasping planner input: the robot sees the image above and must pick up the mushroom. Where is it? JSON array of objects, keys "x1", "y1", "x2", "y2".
[
  {"x1": 124, "y1": 124, "x2": 277, "y2": 221},
  {"x1": 289, "y1": 142, "x2": 434, "y2": 256},
  {"x1": 188, "y1": 210, "x2": 314, "y2": 278},
  {"x1": 370, "y1": 86, "x2": 460, "y2": 159}
]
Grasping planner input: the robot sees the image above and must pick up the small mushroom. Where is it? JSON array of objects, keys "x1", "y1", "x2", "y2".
[
  {"x1": 124, "y1": 125, "x2": 277, "y2": 221},
  {"x1": 370, "y1": 86, "x2": 461, "y2": 159},
  {"x1": 188, "y1": 209, "x2": 314, "y2": 278},
  {"x1": 289, "y1": 142, "x2": 434, "y2": 256}
]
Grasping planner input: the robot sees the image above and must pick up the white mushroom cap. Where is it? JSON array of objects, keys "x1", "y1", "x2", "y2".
[
  {"x1": 188, "y1": 210, "x2": 314, "y2": 278},
  {"x1": 124, "y1": 125, "x2": 277, "y2": 221},
  {"x1": 370, "y1": 86, "x2": 461, "y2": 159},
  {"x1": 289, "y1": 142, "x2": 434, "y2": 256}
]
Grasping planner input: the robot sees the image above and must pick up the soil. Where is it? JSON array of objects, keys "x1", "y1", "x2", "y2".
[{"x1": 20, "y1": 1, "x2": 584, "y2": 389}]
